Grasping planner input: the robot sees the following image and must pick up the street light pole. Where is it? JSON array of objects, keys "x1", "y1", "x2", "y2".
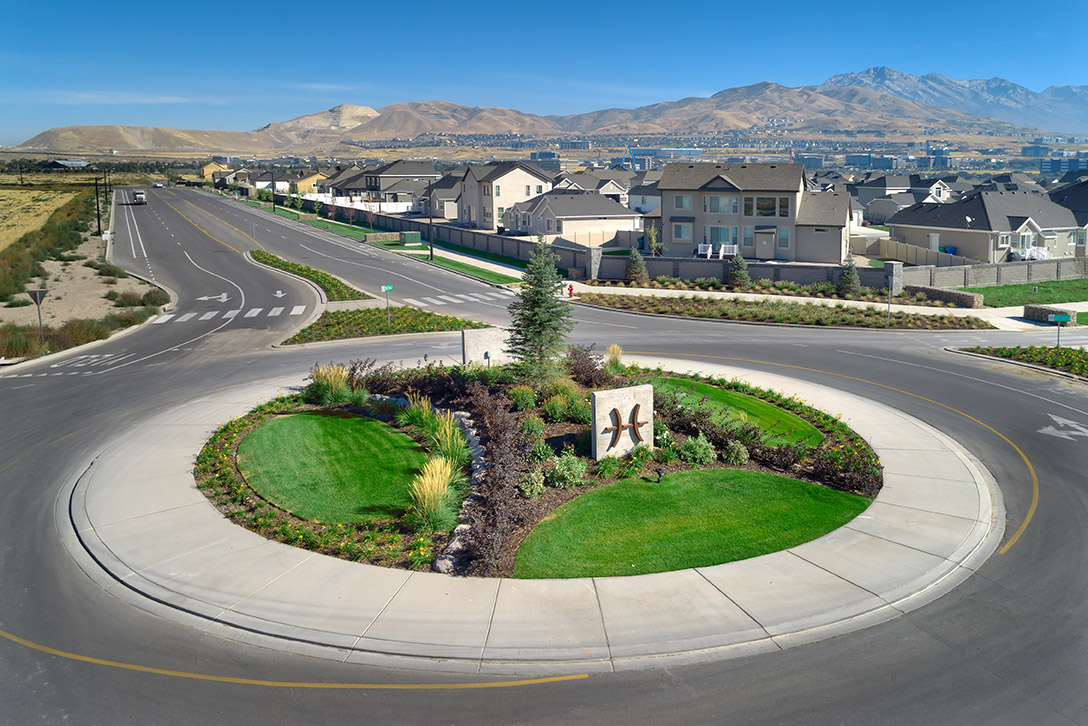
[{"x1": 93, "y1": 177, "x2": 102, "y2": 236}]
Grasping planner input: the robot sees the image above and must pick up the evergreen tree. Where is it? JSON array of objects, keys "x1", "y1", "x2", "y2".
[
  {"x1": 626, "y1": 247, "x2": 649, "y2": 284},
  {"x1": 506, "y1": 237, "x2": 574, "y2": 374},
  {"x1": 837, "y1": 259, "x2": 862, "y2": 297},
  {"x1": 728, "y1": 252, "x2": 750, "y2": 288}
]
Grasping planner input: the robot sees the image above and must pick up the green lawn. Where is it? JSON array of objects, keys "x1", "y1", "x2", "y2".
[
  {"x1": 867, "y1": 259, "x2": 885, "y2": 268},
  {"x1": 646, "y1": 377, "x2": 824, "y2": 447},
  {"x1": 236, "y1": 412, "x2": 428, "y2": 523},
  {"x1": 1079, "y1": 312, "x2": 1088, "y2": 325},
  {"x1": 303, "y1": 218, "x2": 373, "y2": 240},
  {"x1": 961, "y1": 278, "x2": 1088, "y2": 307},
  {"x1": 407, "y1": 254, "x2": 521, "y2": 284},
  {"x1": 513, "y1": 469, "x2": 870, "y2": 578},
  {"x1": 250, "y1": 250, "x2": 370, "y2": 301},
  {"x1": 433, "y1": 240, "x2": 529, "y2": 270}
]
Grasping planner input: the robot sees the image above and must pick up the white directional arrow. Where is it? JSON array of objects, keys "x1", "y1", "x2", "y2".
[
  {"x1": 1038, "y1": 413, "x2": 1088, "y2": 440},
  {"x1": 273, "y1": 290, "x2": 286, "y2": 298},
  {"x1": 196, "y1": 293, "x2": 230, "y2": 303}
]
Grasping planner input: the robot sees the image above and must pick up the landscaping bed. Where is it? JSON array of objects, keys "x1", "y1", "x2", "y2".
[
  {"x1": 283, "y1": 307, "x2": 489, "y2": 344},
  {"x1": 251, "y1": 250, "x2": 370, "y2": 301},
  {"x1": 578, "y1": 292, "x2": 992, "y2": 329},
  {"x1": 968, "y1": 345, "x2": 1088, "y2": 377}
]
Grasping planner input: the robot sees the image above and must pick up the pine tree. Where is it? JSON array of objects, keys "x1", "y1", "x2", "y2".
[
  {"x1": 728, "y1": 252, "x2": 750, "y2": 288},
  {"x1": 837, "y1": 259, "x2": 861, "y2": 297},
  {"x1": 626, "y1": 247, "x2": 649, "y2": 284},
  {"x1": 506, "y1": 237, "x2": 574, "y2": 374}
]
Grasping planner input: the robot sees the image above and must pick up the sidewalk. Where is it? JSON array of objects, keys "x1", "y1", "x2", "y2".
[{"x1": 63, "y1": 357, "x2": 1002, "y2": 674}]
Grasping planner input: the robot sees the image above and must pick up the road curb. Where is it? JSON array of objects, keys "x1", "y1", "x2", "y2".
[{"x1": 945, "y1": 346, "x2": 1088, "y2": 384}]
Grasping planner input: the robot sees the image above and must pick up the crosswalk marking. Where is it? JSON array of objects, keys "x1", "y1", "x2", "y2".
[
  {"x1": 437, "y1": 295, "x2": 461, "y2": 303},
  {"x1": 142, "y1": 306, "x2": 307, "y2": 324},
  {"x1": 199, "y1": 311, "x2": 217, "y2": 320},
  {"x1": 421, "y1": 297, "x2": 446, "y2": 306},
  {"x1": 402, "y1": 298, "x2": 425, "y2": 307},
  {"x1": 244, "y1": 308, "x2": 263, "y2": 318},
  {"x1": 175, "y1": 313, "x2": 197, "y2": 322},
  {"x1": 152, "y1": 314, "x2": 175, "y2": 324},
  {"x1": 223, "y1": 309, "x2": 240, "y2": 319},
  {"x1": 290, "y1": 305, "x2": 305, "y2": 315},
  {"x1": 268, "y1": 307, "x2": 284, "y2": 317}
]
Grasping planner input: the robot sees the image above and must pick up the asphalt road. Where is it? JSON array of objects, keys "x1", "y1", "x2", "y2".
[{"x1": 2, "y1": 188, "x2": 1088, "y2": 725}]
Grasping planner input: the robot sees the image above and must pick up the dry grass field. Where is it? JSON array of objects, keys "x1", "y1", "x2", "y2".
[{"x1": 0, "y1": 189, "x2": 79, "y2": 252}]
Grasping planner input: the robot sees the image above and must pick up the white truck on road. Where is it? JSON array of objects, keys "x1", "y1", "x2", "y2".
[{"x1": 132, "y1": 190, "x2": 147, "y2": 205}]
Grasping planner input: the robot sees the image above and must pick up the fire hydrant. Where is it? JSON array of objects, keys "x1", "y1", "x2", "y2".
[{"x1": 568, "y1": 284, "x2": 574, "y2": 298}]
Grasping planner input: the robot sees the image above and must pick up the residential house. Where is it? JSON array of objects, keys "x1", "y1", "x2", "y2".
[
  {"x1": 553, "y1": 172, "x2": 630, "y2": 205},
  {"x1": 420, "y1": 172, "x2": 463, "y2": 219},
  {"x1": 867, "y1": 191, "x2": 944, "y2": 224},
  {"x1": 502, "y1": 190, "x2": 642, "y2": 243},
  {"x1": 316, "y1": 164, "x2": 362, "y2": 195},
  {"x1": 657, "y1": 162, "x2": 849, "y2": 263},
  {"x1": 201, "y1": 161, "x2": 231, "y2": 182},
  {"x1": 211, "y1": 168, "x2": 251, "y2": 189},
  {"x1": 627, "y1": 180, "x2": 661, "y2": 214},
  {"x1": 325, "y1": 168, "x2": 373, "y2": 200},
  {"x1": 252, "y1": 170, "x2": 295, "y2": 192},
  {"x1": 888, "y1": 190, "x2": 1088, "y2": 262},
  {"x1": 459, "y1": 162, "x2": 553, "y2": 230},
  {"x1": 852, "y1": 174, "x2": 954, "y2": 208},
  {"x1": 45, "y1": 159, "x2": 91, "y2": 171},
  {"x1": 364, "y1": 160, "x2": 441, "y2": 203},
  {"x1": 290, "y1": 169, "x2": 328, "y2": 195}
]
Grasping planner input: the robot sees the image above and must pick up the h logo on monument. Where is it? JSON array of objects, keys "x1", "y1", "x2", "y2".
[{"x1": 591, "y1": 384, "x2": 654, "y2": 460}]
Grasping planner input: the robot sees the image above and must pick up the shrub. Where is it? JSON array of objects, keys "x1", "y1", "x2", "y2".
[
  {"x1": 395, "y1": 390, "x2": 434, "y2": 429},
  {"x1": 655, "y1": 446, "x2": 679, "y2": 464},
  {"x1": 677, "y1": 432, "x2": 716, "y2": 466},
  {"x1": 626, "y1": 248, "x2": 649, "y2": 284},
  {"x1": 595, "y1": 455, "x2": 621, "y2": 479},
  {"x1": 619, "y1": 445, "x2": 653, "y2": 478},
  {"x1": 141, "y1": 289, "x2": 170, "y2": 306},
  {"x1": 722, "y1": 440, "x2": 750, "y2": 467},
  {"x1": 508, "y1": 384, "x2": 537, "y2": 410},
  {"x1": 114, "y1": 290, "x2": 144, "y2": 307},
  {"x1": 729, "y1": 253, "x2": 750, "y2": 287},
  {"x1": 541, "y1": 394, "x2": 567, "y2": 423},
  {"x1": 427, "y1": 410, "x2": 471, "y2": 470},
  {"x1": 520, "y1": 414, "x2": 545, "y2": 441},
  {"x1": 406, "y1": 457, "x2": 459, "y2": 532},
  {"x1": 305, "y1": 363, "x2": 350, "y2": 405},
  {"x1": 837, "y1": 260, "x2": 862, "y2": 297},
  {"x1": 653, "y1": 419, "x2": 674, "y2": 448},
  {"x1": 518, "y1": 469, "x2": 545, "y2": 499},
  {"x1": 605, "y1": 343, "x2": 624, "y2": 374},
  {"x1": 565, "y1": 345, "x2": 612, "y2": 388},
  {"x1": 347, "y1": 387, "x2": 371, "y2": 409},
  {"x1": 58, "y1": 318, "x2": 112, "y2": 345},
  {"x1": 529, "y1": 439, "x2": 555, "y2": 462},
  {"x1": 545, "y1": 451, "x2": 588, "y2": 489},
  {"x1": 567, "y1": 398, "x2": 592, "y2": 424}
]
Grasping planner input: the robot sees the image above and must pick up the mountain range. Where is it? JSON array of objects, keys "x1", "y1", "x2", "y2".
[{"x1": 17, "y1": 67, "x2": 1088, "y2": 155}]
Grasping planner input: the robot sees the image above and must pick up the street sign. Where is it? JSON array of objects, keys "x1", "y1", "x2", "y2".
[
  {"x1": 381, "y1": 284, "x2": 393, "y2": 292},
  {"x1": 27, "y1": 289, "x2": 46, "y2": 305},
  {"x1": 1048, "y1": 314, "x2": 1071, "y2": 322}
]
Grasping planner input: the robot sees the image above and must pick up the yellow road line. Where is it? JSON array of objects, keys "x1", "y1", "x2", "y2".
[
  {"x1": 185, "y1": 199, "x2": 266, "y2": 251},
  {"x1": 630, "y1": 351, "x2": 1037, "y2": 553},
  {"x1": 0, "y1": 628, "x2": 588, "y2": 689},
  {"x1": 157, "y1": 197, "x2": 241, "y2": 254}
]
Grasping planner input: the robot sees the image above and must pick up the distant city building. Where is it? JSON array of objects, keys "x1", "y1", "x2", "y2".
[
  {"x1": 1039, "y1": 158, "x2": 1088, "y2": 174},
  {"x1": 559, "y1": 140, "x2": 592, "y2": 150},
  {"x1": 1021, "y1": 145, "x2": 1051, "y2": 157},
  {"x1": 530, "y1": 151, "x2": 559, "y2": 160},
  {"x1": 795, "y1": 154, "x2": 824, "y2": 170}
]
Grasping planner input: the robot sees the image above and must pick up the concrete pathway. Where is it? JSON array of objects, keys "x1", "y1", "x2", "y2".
[{"x1": 63, "y1": 357, "x2": 1002, "y2": 674}]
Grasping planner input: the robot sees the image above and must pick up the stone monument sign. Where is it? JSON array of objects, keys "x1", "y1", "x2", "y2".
[{"x1": 590, "y1": 384, "x2": 654, "y2": 460}]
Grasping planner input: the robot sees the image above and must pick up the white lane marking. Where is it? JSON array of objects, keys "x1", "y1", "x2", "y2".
[
  {"x1": 244, "y1": 308, "x2": 263, "y2": 318},
  {"x1": 402, "y1": 298, "x2": 425, "y2": 307},
  {"x1": 438, "y1": 295, "x2": 461, "y2": 303},
  {"x1": 421, "y1": 297, "x2": 445, "y2": 306},
  {"x1": 290, "y1": 305, "x2": 305, "y2": 315},
  {"x1": 11, "y1": 383, "x2": 34, "y2": 389},
  {"x1": 152, "y1": 314, "x2": 175, "y2": 324},
  {"x1": 268, "y1": 307, "x2": 284, "y2": 317},
  {"x1": 296, "y1": 243, "x2": 447, "y2": 293},
  {"x1": 199, "y1": 311, "x2": 218, "y2": 320},
  {"x1": 223, "y1": 309, "x2": 240, "y2": 319},
  {"x1": 176, "y1": 313, "x2": 197, "y2": 322}
]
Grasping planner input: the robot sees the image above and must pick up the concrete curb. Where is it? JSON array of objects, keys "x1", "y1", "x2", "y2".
[
  {"x1": 945, "y1": 346, "x2": 1088, "y2": 384},
  {"x1": 58, "y1": 361, "x2": 1003, "y2": 674}
]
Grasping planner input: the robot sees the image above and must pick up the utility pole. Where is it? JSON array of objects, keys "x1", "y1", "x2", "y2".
[
  {"x1": 428, "y1": 197, "x2": 434, "y2": 261},
  {"x1": 94, "y1": 177, "x2": 102, "y2": 236}
]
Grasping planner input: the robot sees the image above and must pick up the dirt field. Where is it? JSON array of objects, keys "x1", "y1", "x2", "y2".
[{"x1": 0, "y1": 189, "x2": 79, "y2": 252}]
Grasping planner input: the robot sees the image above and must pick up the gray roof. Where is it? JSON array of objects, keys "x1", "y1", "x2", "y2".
[
  {"x1": 370, "y1": 159, "x2": 439, "y2": 178},
  {"x1": 889, "y1": 190, "x2": 1082, "y2": 231},
  {"x1": 870, "y1": 191, "x2": 935, "y2": 207},
  {"x1": 1050, "y1": 179, "x2": 1088, "y2": 224},
  {"x1": 424, "y1": 173, "x2": 462, "y2": 199},
  {"x1": 466, "y1": 161, "x2": 552, "y2": 184},
  {"x1": 795, "y1": 191, "x2": 851, "y2": 227},
  {"x1": 628, "y1": 181, "x2": 660, "y2": 196},
  {"x1": 853, "y1": 174, "x2": 942, "y2": 190},
  {"x1": 659, "y1": 162, "x2": 805, "y2": 192},
  {"x1": 524, "y1": 190, "x2": 639, "y2": 219}
]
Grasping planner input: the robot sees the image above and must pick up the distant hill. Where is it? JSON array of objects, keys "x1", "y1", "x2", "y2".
[
  {"x1": 821, "y1": 66, "x2": 1088, "y2": 133},
  {"x1": 18, "y1": 71, "x2": 1055, "y2": 156}
]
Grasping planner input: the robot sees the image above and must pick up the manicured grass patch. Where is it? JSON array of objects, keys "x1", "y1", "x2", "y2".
[
  {"x1": 271, "y1": 207, "x2": 300, "y2": 220},
  {"x1": 407, "y1": 254, "x2": 520, "y2": 284},
  {"x1": 284, "y1": 307, "x2": 489, "y2": 343},
  {"x1": 513, "y1": 468, "x2": 870, "y2": 578},
  {"x1": 303, "y1": 218, "x2": 372, "y2": 240},
  {"x1": 1079, "y1": 312, "x2": 1088, "y2": 325},
  {"x1": 961, "y1": 278, "x2": 1088, "y2": 307},
  {"x1": 250, "y1": 249, "x2": 370, "y2": 301},
  {"x1": 867, "y1": 259, "x2": 885, "y2": 268},
  {"x1": 237, "y1": 412, "x2": 427, "y2": 523},
  {"x1": 869, "y1": 225, "x2": 889, "y2": 231},
  {"x1": 603, "y1": 249, "x2": 631, "y2": 256},
  {"x1": 647, "y1": 376, "x2": 823, "y2": 447},
  {"x1": 433, "y1": 240, "x2": 528, "y2": 270},
  {"x1": 579, "y1": 293, "x2": 992, "y2": 329},
  {"x1": 969, "y1": 345, "x2": 1088, "y2": 376}
]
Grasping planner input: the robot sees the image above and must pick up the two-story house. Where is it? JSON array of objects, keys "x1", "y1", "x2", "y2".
[
  {"x1": 364, "y1": 160, "x2": 441, "y2": 203},
  {"x1": 657, "y1": 162, "x2": 849, "y2": 263},
  {"x1": 502, "y1": 190, "x2": 642, "y2": 242},
  {"x1": 459, "y1": 162, "x2": 553, "y2": 230}
]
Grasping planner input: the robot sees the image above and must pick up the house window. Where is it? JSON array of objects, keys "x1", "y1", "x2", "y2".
[
  {"x1": 756, "y1": 197, "x2": 777, "y2": 217},
  {"x1": 1018, "y1": 233, "x2": 1032, "y2": 249},
  {"x1": 778, "y1": 197, "x2": 790, "y2": 217},
  {"x1": 498, "y1": 207, "x2": 504, "y2": 216},
  {"x1": 777, "y1": 227, "x2": 790, "y2": 247},
  {"x1": 673, "y1": 223, "x2": 691, "y2": 241},
  {"x1": 547, "y1": 219, "x2": 553, "y2": 231},
  {"x1": 1077, "y1": 229, "x2": 1086, "y2": 245},
  {"x1": 744, "y1": 197, "x2": 754, "y2": 216},
  {"x1": 709, "y1": 226, "x2": 731, "y2": 243},
  {"x1": 998, "y1": 233, "x2": 1011, "y2": 246},
  {"x1": 814, "y1": 228, "x2": 828, "y2": 233},
  {"x1": 675, "y1": 195, "x2": 692, "y2": 209},
  {"x1": 557, "y1": 220, "x2": 563, "y2": 233},
  {"x1": 706, "y1": 195, "x2": 738, "y2": 214},
  {"x1": 525, "y1": 185, "x2": 531, "y2": 195},
  {"x1": 743, "y1": 226, "x2": 754, "y2": 246},
  {"x1": 536, "y1": 184, "x2": 544, "y2": 194},
  {"x1": 495, "y1": 185, "x2": 501, "y2": 196},
  {"x1": 483, "y1": 184, "x2": 490, "y2": 196}
]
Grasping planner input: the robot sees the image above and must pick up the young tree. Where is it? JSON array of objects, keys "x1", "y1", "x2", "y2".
[
  {"x1": 645, "y1": 222, "x2": 661, "y2": 257},
  {"x1": 728, "y1": 252, "x2": 750, "y2": 288},
  {"x1": 837, "y1": 259, "x2": 862, "y2": 297},
  {"x1": 506, "y1": 236, "x2": 574, "y2": 377},
  {"x1": 627, "y1": 247, "x2": 649, "y2": 285},
  {"x1": 313, "y1": 200, "x2": 323, "y2": 218},
  {"x1": 364, "y1": 209, "x2": 377, "y2": 229}
]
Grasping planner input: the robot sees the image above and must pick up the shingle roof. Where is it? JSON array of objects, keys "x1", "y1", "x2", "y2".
[
  {"x1": 466, "y1": 161, "x2": 552, "y2": 184},
  {"x1": 1050, "y1": 179, "x2": 1088, "y2": 224},
  {"x1": 795, "y1": 192, "x2": 850, "y2": 227},
  {"x1": 370, "y1": 160, "x2": 439, "y2": 178},
  {"x1": 889, "y1": 190, "x2": 1081, "y2": 231},
  {"x1": 658, "y1": 162, "x2": 805, "y2": 192},
  {"x1": 526, "y1": 190, "x2": 639, "y2": 219}
]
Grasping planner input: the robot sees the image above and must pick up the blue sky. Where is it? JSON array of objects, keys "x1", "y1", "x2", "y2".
[{"x1": 3, "y1": 0, "x2": 1086, "y2": 146}]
